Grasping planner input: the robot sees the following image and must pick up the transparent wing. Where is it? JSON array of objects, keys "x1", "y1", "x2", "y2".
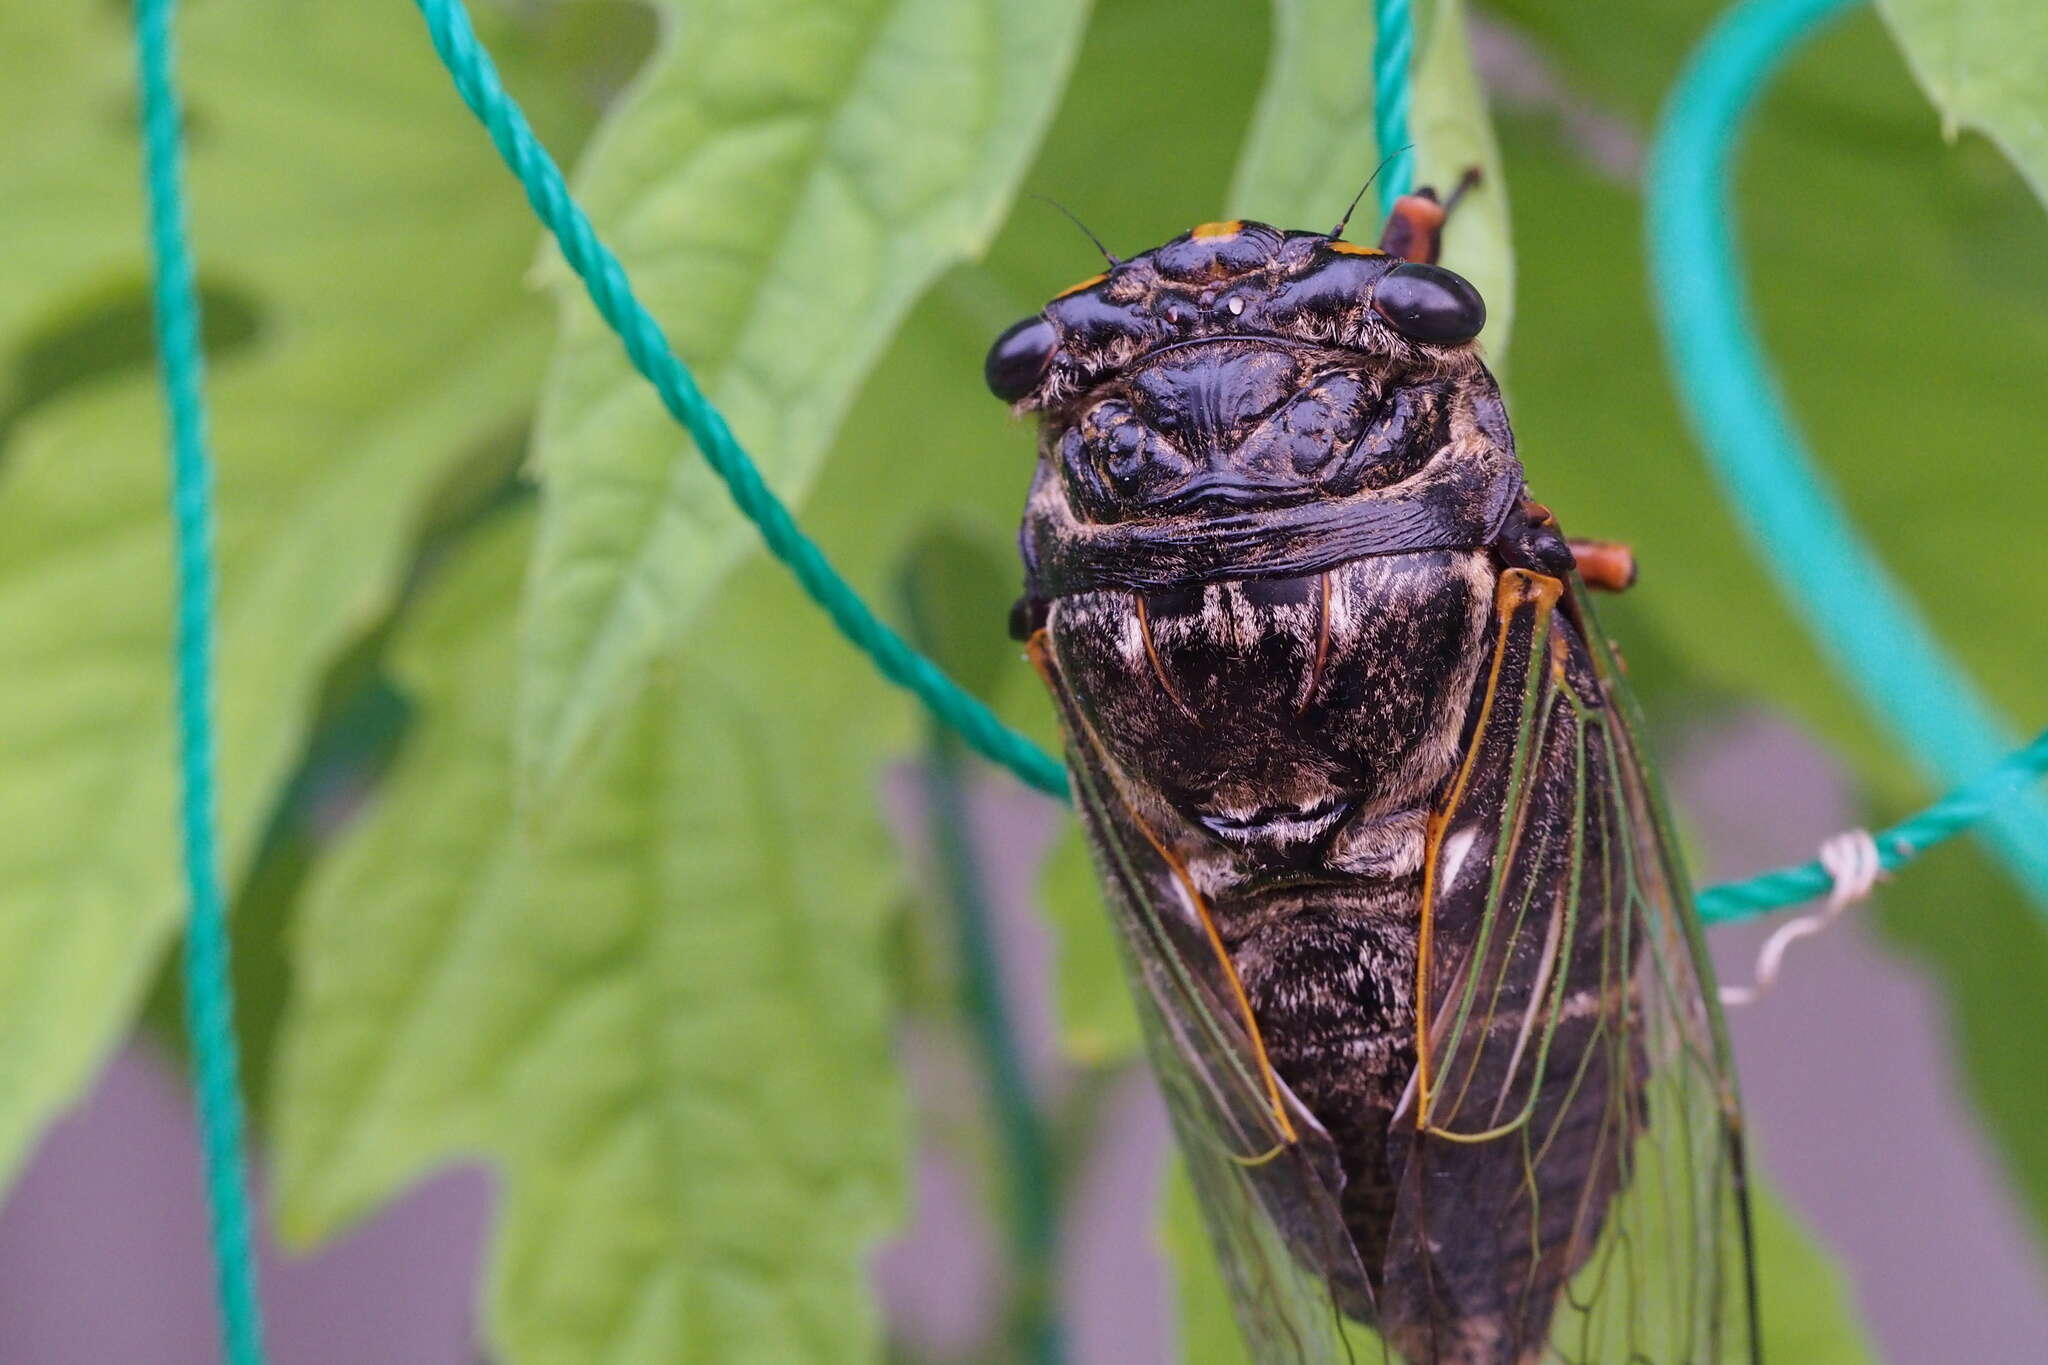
[
  {"x1": 1033, "y1": 634, "x2": 1372, "y2": 1365},
  {"x1": 1384, "y1": 568, "x2": 1759, "y2": 1365}
]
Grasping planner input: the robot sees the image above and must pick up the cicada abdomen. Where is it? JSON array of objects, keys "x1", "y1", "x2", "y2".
[{"x1": 989, "y1": 208, "x2": 1758, "y2": 1365}]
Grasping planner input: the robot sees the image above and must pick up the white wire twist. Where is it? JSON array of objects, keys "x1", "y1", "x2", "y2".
[{"x1": 1719, "y1": 828, "x2": 1884, "y2": 1008}]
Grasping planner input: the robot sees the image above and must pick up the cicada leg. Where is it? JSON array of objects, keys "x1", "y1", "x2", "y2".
[
  {"x1": 1378, "y1": 166, "x2": 1484, "y2": 263},
  {"x1": 1567, "y1": 539, "x2": 1637, "y2": 593}
]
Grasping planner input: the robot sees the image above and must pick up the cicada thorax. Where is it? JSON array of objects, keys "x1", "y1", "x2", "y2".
[{"x1": 1046, "y1": 554, "x2": 1494, "y2": 887}]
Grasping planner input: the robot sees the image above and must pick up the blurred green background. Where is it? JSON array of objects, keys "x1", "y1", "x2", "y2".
[{"x1": 0, "y1": 1, "x2": 2044, "y2": 1361}]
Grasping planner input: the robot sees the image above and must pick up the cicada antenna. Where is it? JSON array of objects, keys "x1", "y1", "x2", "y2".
[
  {"x1": 1030, "y1": 193, "x2": 1121, "y2": 267},
  {"x1": 1329, "y1": 145, "x2": 1413, "y2": 240}
]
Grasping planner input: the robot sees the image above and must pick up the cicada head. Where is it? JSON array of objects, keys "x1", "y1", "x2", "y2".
[
  {"x1": 989, "y1": 219, "x2": 1498, "y2": 515},
  {"x1": 989, "y1": 220, "x2": 1519, "y2": 598}
]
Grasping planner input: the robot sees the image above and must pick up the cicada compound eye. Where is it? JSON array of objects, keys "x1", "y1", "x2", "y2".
[
  {"x1": 1370, "y1": 262, "x2": 1486, "y2": 345},
  {"x1": 985, "y1": 315, "x2": 1058, "y2": 402}
]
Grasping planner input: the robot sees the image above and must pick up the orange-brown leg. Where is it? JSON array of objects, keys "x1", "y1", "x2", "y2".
[
  {"x1": 1568, "y1": 539, "x2": 1638, "y2": 593},
  {"x1": 1378, "y1": 167, "x2": 1483, "y2": 263}
]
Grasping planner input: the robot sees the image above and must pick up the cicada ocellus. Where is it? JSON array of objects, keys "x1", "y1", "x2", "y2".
[{"x1": 986, "y1": 196, "x2": 1759, "y2": 1365}]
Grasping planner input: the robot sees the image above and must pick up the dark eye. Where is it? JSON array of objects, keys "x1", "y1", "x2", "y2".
[
  {"x1": 1371, "y1": 262, "x2": 1485, "y2": 344},
  {"x1": 985, "y1": 316, "x2": 1057, "y2": 402}
]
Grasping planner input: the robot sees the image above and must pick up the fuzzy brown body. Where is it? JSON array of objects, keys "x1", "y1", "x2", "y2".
[{"x1": 992, "y1": 213, "x2": 1754, "y2": 1365}]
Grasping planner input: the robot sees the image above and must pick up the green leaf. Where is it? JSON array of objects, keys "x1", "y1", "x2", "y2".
[
  {"x1": 894, "y1": 524, "x2": 1019, "y2": 701},
  {"x1": 1750, "y1": 1180, "x2": 1882, "y2": 1365},
  {"x1": 1162, "y1": 1156, "x2": 1876, "y2": 1364},
  {"x1": 1228, "y1": 0, "x2": 1514, "y2": 353},
  {"x1": 275, "y1": 513, "x2": 909, "y2": 1363},
  {"x1": 1038, "y1": 823, "x2": 1141, "y2": 1066},
  {"x1": 518, "y1": 0, "x2": 1092, "y2": 803},
  {"x1": 1162, "y1": 1160, "x2": 1256, "y2": 1365},
  {"x1": 1874, "y1": 0, "x2": 2048, "y2": 209},
  {"x1": 0, "y1": 0, "x2": 605, "y2": 1189}
]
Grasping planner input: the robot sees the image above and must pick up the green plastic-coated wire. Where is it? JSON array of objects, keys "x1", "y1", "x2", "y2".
[
  {"x1": 408, "y1": 0, "x2": 1065, "y2": 800},
  {"x1": 407, "y1": 0, "x2": 2043, "y2": 935},
  {"x1": 1373, "y1": 0, "x2": 1418, "y2": 213},
  {"x1": 1699, "y1": 724, "x2": 2048, "y2": 923},
  {"x1": 1647, "y1": 0, "x2": 2048, "y2": 913},
  {"x1": 133, "y1": 1, "x2": 267, "y2": 1362}
]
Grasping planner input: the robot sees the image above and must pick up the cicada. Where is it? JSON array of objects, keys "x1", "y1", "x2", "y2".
[{"x1": 985, "y1": 194, "x2": 1760, "y2": 1364}]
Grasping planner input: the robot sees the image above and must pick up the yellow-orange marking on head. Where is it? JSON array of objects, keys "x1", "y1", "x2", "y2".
[
  {"x1": 1189, "y1": 219, "x2": 1244, "y2": 241},
  {"x1": 1327, "y1": 240, "x2": 1386, "y2": 256},
  {"x1": 1055, "y1": 271, "x2": 1107, "y2": 299}
]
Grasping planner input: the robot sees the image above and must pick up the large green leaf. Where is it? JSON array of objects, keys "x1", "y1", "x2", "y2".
[
  {"x1": 0, "y1": 0, "x2": 609, "y2": 1189},
  {"x1": 272, "y1": 55, "x2": 1185, "y2": 1336},
  {"x1": 275, "y1": 513, "x2": 910, "y2": 1363},
  {"x1": 1229, "y1": 0, "x2": 1515, "y2": 351},
  {"x1": 1875, "y1": 0, "x2": 2048, "y2": 208},
  {"x1": 517, "y1": 0, "x2": 1092, "y2": 803}
]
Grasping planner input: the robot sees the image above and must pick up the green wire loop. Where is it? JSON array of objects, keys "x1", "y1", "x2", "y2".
[
  {"x1": 133, "y1": 1, "x2": 267, "y2": 1362},
  {"x1": 1647, "y1": 0, "x2": 2048, "y2": 916}
]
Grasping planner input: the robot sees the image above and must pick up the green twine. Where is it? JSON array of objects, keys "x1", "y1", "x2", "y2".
[
  {"x1": 1373, "y1": 0, "x2": 1418, "y2": 213},
  {"x1": 1647, "y1": 0, "x2": 2048, "y2": 914},
  {"x1": 133, "y1": 2, "x2": 266, "y2": 1363},
  {"x1": 1700, "y1": 725, "x2": 2048, "y2": 923},
  {"x1": 408, "y1": 0, "x2": 2045, "y2": 928}
]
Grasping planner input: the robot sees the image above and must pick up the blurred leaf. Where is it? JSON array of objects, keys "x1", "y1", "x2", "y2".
[
  {"x1": 0, "y1": 0, "x2": 608, "y2": 1190},
  {"x1": 1875, "y1": 0, "x2": 2048, "y2": 209},
  {"x1": 518, "y1": 0, "x2": 1092, "y2": 804},
  {"x1": 1750, "y1": 1179, "x2": 1882, "y2": 1364},
  {"x1": 1411, "y1": 0, "x2": 1516, "y2": 352},
  {"x1": 1037, "y1": 823, "x2": 1141, "y2": 1066},
  {"x1": 1229, "y1": 0, "x2": 1515, "y2": 352},
  {"x1": 895, "y1": 524, "x2": 1017, "y2": 700},
  {"x1": 276, "y1": 513, "x2": 908, "y2": 1363},
  {"x1": 1163, "y1": 1160, "x2": 1256, "y2": 1365}
]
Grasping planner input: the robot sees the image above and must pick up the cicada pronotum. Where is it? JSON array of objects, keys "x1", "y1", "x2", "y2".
[{"x1": 985, "y1": 195, "x2": 1759, "y2": 1364}]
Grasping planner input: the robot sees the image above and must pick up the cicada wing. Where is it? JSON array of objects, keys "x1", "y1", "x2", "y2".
[
  {"x1": 1383, "y1": 569, "x2": 1758, "y2": 1365},
  {"x1": 1035, "y1": 634, "x2": 1373, "y2": 1365}
]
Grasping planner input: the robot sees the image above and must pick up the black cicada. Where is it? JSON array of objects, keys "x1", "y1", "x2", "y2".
[{"x1": 986, "y1": 196, "x2": 1759, "y2": 1364}]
